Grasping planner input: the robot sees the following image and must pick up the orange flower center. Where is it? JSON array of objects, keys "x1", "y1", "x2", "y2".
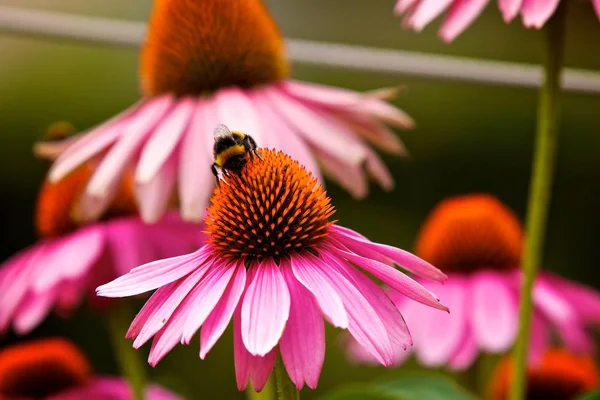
[
  {"x1": 140, "y1": 0, "x2": 289, "y2": 97},
  {"x1": 488, "y1": 349, "x2": 599, "y2": 400},
  {"x1": 205, "y1": 149, "x2": 335, "y2": 261},
  {"x1": 0, "y1": 338, "x2": 91, "y2": 399},
  {"x1": 415, "y1": 194, "x2": 523, "y2": 273},
  {"x1": 35, "y1": 165, "x2": 138, "y2": 237}
]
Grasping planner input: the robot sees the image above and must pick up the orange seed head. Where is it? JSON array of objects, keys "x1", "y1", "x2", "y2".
[
  {"x1": 415, "y1": 194, "x2": 523, "y2": 272},
  {"x1": 0, "y1": 338, "x2": 91, "y2": 399},
  {"x1": 141, "y1": 0, "x2": 289, "y2": 97},
  {"x1": 206, "y1": 149, "x2": 335, "y2": 260},
  {"x1": 488, "y1": 348, "x2": 599, "y2": 400}
]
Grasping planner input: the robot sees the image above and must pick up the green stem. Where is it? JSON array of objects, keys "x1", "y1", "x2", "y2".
[
  {"x1": 106, "y1": 300, "x2": 147, "y2": 400},
  {"x1": 274, "y1": 357, "x2": 300, "y2": 400},
  {"x1": 246, "y1": 376, "x2": 276, "y2": 400},
  {"x1": 509, "y1": 5, "x2": 567, "y2": 400}
]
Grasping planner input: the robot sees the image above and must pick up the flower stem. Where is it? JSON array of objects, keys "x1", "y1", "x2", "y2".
[
  {"x1": 246, "y1": 376, "x2": 275, "y2": 400},
  {"x1": 509, "y1": 4, "x2": 567, "y2": 400},
  {"x1": 274, "y1": 357, "x2": 300, "y2": 400},
  {"x1": 106, "y1": 300, "x2": 147, "y2": 400}
]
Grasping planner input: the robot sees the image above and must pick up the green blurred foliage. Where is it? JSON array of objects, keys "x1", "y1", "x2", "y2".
[{"x1": 0, "y1": 0, "x2": 599, "y2": 399}]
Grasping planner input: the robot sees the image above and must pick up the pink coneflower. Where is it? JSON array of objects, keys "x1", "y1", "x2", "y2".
[
  {"x1": 488, "y1": 348, "x2": 599, "y2": 400},
  {"x1": 394, "y1": 0, "x2": 600, "y2": 42},
  {"x1": 0, "y1": 164, "x2": 203, "y2": 334},
  {"x1": 0, "y1": 338, "x2": 181, "y2": 399},
  {"x1": 97, "y1": 149, "x2": 447, "y2": 391},
  {"x1": 39, "y1": 0, "x2": 413, "y2": 224},
  {"x1": 348, "y1": 194, "x2": 600, "y2": 370}
]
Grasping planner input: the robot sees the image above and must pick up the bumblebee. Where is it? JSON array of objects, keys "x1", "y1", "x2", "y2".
[{"x1": 211, "y1": 124, "x2": 262, "y2": 184}]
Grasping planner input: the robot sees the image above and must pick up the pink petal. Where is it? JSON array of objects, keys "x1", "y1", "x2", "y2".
[
  {"x1": 200, "y1": 262, "x2": 246, "y2": 358},
  {"x1": 13, "y1": 289, "x2": 58, "y2": 334},
  {"x1": 528, "y1": 313, "x2": 548, "y2": 366},
  {"x1": 215, "y1": 88, "x2": 264, "y2": 146},
  {"x1": 76, "y1": 172, "x2": 123, "y2": 222},
  {"x1": 330, "y1": 224, "x2": 447, "y2": 282},
  {"x1": 290, "y1": 253, "x2": 349, "y2": 329},
  {"x1": 499, "y1": 0, "x2": 523, "y2": 21},
  {"x1": 542, "y1": 272, "x2": 600, "y2": 325},
  {"x1": 439, "y1": 0, "x2": 491, "y2": 42},
  {"x1": 594, "y1": 0, "x2": 600, "y2": 21},
  {"x1": 241, "y1": 260, "x2": 290, "y2": 356},
  {"x1": 281, "y1": 80, "x2": 363, "y2": 108},
  {"x1": 50, "y1": 377, "x2": 183, "y2": 400},
  {"x1": 364, "y1": 150, "x2": 394, "y2": 191},
  {"x1": 409, "y1": 0, "x2": 453, "y2": 31},
  {"x1": 448, "y1": 328, "x2": 479, "y2": 370},
  {"x1": 470, "y1": 271, "x2": 518, "y2": 352},
  {"x1": 234, "y1": 307, "x2": 276, "y2": 391},
  {"x1": 348, "y1": 98, "x2": 414, "y2": 129},
  {"x1": 136, "y1": 98, "x2": 195, "y2": 184},
  {"x1": 308, "y1": 251, "x2": 394, "y2": 365},
  {"x1": 104, "y1": 219, "x2": 155, "y2": 277},
  {"x1": 132, "y1": 264, "x2": 210, "y2": 348},
  {"x1": 85, "y1": 96, "x2": 174, "y2": 197},
  {"x1": 181, "y1": 261, "x2": 237, "y2": 344},
  {"x1": 314, "y1": 149, "x2": 368, "y2": 198},
  {"x1": 136, "y1": 154, "x2": 178, "y2": 223},
  {"x1": 336, "y1": 112, "x2": 408, "y2": 156},
  {"x1": 395, "y1": 0, "x2": 420, "y2": 14},
  {"x1": 148, "y1": 303, "x2": 191, "y2": 366},
  {"x1": 329, "y1": 243, "x2": 447, "y2": 311},
  {"x1": 279, "y1": 261, "x2": 325, "y2": 390},
  {"x1": 408, "y1": 279, "x2": 466, "y2": 366},
  {"x1": 178, "y1": 99, "x2": 215, "y2": 222},
  {"x1": 262, "y1": 87, "x2": 367, "y2": 165},
  {"x1": 48, "y1": 104, "x2": 138, "y2": 182},
  {"x1": 96, "y1": 246, "x2": 211, "y2": 297},
  {"x1": 520, "y1": 0, "x2": 560, "y2": 28}
]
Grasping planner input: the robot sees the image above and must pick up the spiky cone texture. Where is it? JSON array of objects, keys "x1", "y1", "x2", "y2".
[
  {"x1": 0, "y1": 338, "x2": 182, "y2": 400},
  {"x1": 39, "y1": 0, "x2": 413, "y2": 225},
  {"x1": 487, "y1": 348, "x2": 599, "y2": 400},
  {"x1": 0, "y1": 161, "x2": 204, "y2": 335},
  {"x1": 347, "y1": 194, "x2": 600, "y2": 370},
  {"x1": 394, "y1": 0, "x2": 600, "y2": 42},
  {"x1": 97, "y1": 149, "x2": 448, "y2": 391}
]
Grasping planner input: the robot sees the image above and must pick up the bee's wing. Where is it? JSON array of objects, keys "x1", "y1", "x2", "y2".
[{"x1": 213, "y1": 124, "x2": 232, "y2": 141}]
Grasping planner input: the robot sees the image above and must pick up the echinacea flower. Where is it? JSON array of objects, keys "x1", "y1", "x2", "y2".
[
  {"x1": 97, "y1": 149, "x2": 447, "y2": 391},
  {"x1": 41, "y1": 0, "x2": 413, "y2": 224},
  {"x1": 487, "y1": 348, "x2": 599, "y2": 400},
  {"x1": 394, "y1": 0, "x2": 600, "y2": 42},
  {"x1": 0, "y1": 163, "x2": 203, "y2": 334},
  {"x1": 0, "y1": 338, "x2": 181, "y2": 400},
  {"x1": 347, "y1": 194, "x2": 600, "y2": 370}
]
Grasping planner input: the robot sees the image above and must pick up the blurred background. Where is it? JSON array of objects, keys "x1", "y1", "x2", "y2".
[{"x1": 0, "y1": 0, "x2": 599, "y2": 398}]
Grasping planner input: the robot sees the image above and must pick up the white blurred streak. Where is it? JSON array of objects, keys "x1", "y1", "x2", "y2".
[{"x1": 1, "y1": 5, "x2": 600, "y2": 93}]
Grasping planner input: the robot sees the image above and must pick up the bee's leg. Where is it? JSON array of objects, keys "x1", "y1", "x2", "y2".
[
  {"x1": 254, "y1": 149, "x2": 263, "y2": 161},
  {"x1": 211, "y1": 164, "x2": 221, "y2": 187}
]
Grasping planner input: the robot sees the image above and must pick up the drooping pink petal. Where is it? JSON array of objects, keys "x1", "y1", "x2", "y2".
[
  {"x1": 132, "y1": 264, "x2": 211, "y2": 348},
  {"x1": 364, "y1": 149, "x2": 394, "y2": 190},
  {"x1": 499, "y1": 0, "x2": 523, "y2": 22},
  {"x1": 541, "y1": 272, "x2": 600, "y2": 325},
  {"x1": 200, "y1": 262, "x2": 246, "y2": 359},
  {"x1": 178, "y1": 99, "x2": 215, "y2": 222},
  {"x1": 96, "y1": 246, "x2": 212, "y2": 297},
  {"x1": 439, "y1": 0, "x2": 491, "y2": 42},
  {"x1": 13, "y1": 289, "x2": 58, "y2": 334},
  {"x1": 448, "y1": 328, "x2": 479, "y2": 370},
  {"x1": 241, "y1": 260, "x2": 291, "y2": 356},
  {"x1": 470, "y1": 271, "x2": 518, "y2": 352},
  {"x1": 135, "y1": 98, "x2": 196, "y2": 184},
  {"x1": 48, "y1": 104, "x2": 139, "y2": 182},
  {"x1": 104, "y1": 219, "x2": 155, "y2": 276},
  {"x1": 127, "y1": 282, "x2": 178, "y2": 340},
  {"x1": 407, "y1": 279, "x2": 466, "y2": 366},
  {"x1": 594, "y1": 0, "x2": 600, "y2": 20},
  {"x1": 409, "y1": 0, "x2": 453, "y2": 31},
  {"x1": 51, "y1": 377, "x2": 183, "y2": 400},
  {"x1": 215, "y1": 87, "x2": 264, "y2": 146},
  {"x1": 330, "y1": 224, "x2": 447, "y2": 282},
  {"x1": 306, "y1": 251, "x2": 394, "y2": 365},
  {"x1": 181, "y1": 260, "x2": 238, "y2": 344},
  {"x1": 520, "y1": 0, "x2": 560, "y2": 28},
  {"x1": 328, "y1": 243, "x2": 447, "y2": 311},
  {"x1": 148, "y1": 301, "x2": 192, "y2": 366},
  {"x1": 336, "y1": 112, "x2": 407, "y2": 156},
  {"x1": 395, "y1": 0, "x2": 420, "y2": 14},
  {"x1": 290, "y1": 253, "x2": 349, "y2": 329},
  {"x1": 136, "y1": 154, "x2": 178, "y2": 223},
  {"x1": 279, "y1": 261, "x2": 325, "y2": 390},
  {"x1": 314, "y1": 149, "x2": 368, "y2": 199},
  {"x1": 234, "y1": 307, "x2": 276, "y2": 391},
  {"x1": 529, "y1": 313, "x2": 548, "y2": 365},
  {"x1": 349, "y1": 98, "x2": 414, "y2": 129},
  {"x1": 281, "y1": 80, "x2": 363, "y2": 108},
  {"x1": 263, "y1": 88, "x2": 367, "y2": 165},
  {"x1": 85, "y1": 96, "x2": 174, "y2": 198}
]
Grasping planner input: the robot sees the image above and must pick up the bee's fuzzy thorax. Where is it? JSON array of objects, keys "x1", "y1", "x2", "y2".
[
  {"x1": 0, "y1": 338, "x2": 91, "y2": 399},
  {"x1": 206, "y1": 149, "x2": 335, "y2": 260},
  {"x1": 141, "y1": 0, "x2": 289, "y2": 97},
  {"x1": 488, "y1": 349, "x2": 599, "y2": 400},
  {"x1": 415, "y1": 194, "x2": 523, "y2": 273}
]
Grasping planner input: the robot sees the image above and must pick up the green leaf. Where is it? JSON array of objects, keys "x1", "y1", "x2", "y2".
[
  {"x1": 321, "y1": 371, "x2": 481, "y2": 400},
  {"x1": 576, "y1": 390, "x2": 600, "y2": 400}
]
